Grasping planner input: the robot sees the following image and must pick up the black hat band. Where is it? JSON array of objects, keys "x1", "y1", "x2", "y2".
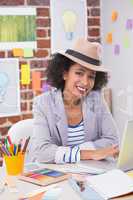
[{"x1": 65, "y1": 49, "x2": 101, "y2": 66}]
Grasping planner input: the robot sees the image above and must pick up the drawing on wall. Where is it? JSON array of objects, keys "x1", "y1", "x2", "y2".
[
  {"x1": 51, "y1": 0, "x2": 87, "y2": 53},
  {"x1": 0, "y1": 72, "x2": 10, "y2": 103},
  {"x1": 0, "y1": 7, "x2": 36, "y2": 50},
  {"x1": 0, "y1": 59, "x2": 20, "y2": 117},
  {"x1": 101, "y1": 0, "x2": 133, "y2": 133},
  {"x1": 62, "y1": 10, "x2": 77, "y2": 41}
]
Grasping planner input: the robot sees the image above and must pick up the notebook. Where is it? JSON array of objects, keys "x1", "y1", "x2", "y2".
[
  {"x1": 86, "y1": 169, "x2": 133, "y2": 199},
  {"x1": 117, "y1": 120, "x2": 133, "y2": 171},
  {"x1": 19, "y1": 168, "x2": 70, "y2": 186}
]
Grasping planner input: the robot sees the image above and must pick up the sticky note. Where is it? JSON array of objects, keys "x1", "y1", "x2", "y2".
[
  {"x1": 23, "y1": 48, "x2": 34, "y2": 58},
  {"x1": 21, "y1": 64, "x2": 30, "y2": 85},
  {"x1": 114, "y1": 44, "x2": 120, "y2": 55},
  {"x1": 32, "y1": 71, "x2": 41, "y2": 92},
  {"x1": 130, "y1": 0, "x2": 133, "y2": 5},
  {"x1": 111, "y1": 11, "x2": 118, "y2": 22},
  {"x1": 13, "y1": 48, "x2": 24, "y2": 57},
  {"x1": 123, "y1": 36, "x2": 130, "y2": 48},
  {"x1": 106, "y1": 32, "x2": 112, "y2": 44},
  {"x1": 126, "y1": 19, "x2": 133, "y2": 30}
]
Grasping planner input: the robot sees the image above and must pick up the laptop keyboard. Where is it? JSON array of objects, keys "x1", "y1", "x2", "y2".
[{"x1": 58, "y1": 163, "x2": 106, "y2": 175}]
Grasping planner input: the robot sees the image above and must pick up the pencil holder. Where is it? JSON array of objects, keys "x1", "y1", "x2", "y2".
[{"x1": 4, "y1": 153, "x2": 25, "y2": 176}]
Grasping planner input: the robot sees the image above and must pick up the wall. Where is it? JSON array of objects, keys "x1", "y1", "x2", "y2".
[
  {"x1": 101, "y1": 0, "x2": 133, "y2": 136},
  {"x1": 0, "y1": 0, "x2": 100, "y2": 136}
]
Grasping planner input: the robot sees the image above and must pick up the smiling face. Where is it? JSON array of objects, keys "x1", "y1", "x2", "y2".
[{"x1": 63, "y1": 63, "x2": 96, "y2": 100}]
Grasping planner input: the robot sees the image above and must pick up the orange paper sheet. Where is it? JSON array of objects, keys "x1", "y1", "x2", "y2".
[
  {"x1": 21, "y1": 64, "x2": 30, "y2": 85},
  {"x1": 28, "y1": 192, "x2": 44, "y2": 200},
  {"x1": 13, "y1": 48, "x2": 24, "y2": 57},
  {"x1": 111, "y1": 11, "x2": 118, "y2": 22},
  {"x1": 106, "y1": 32, "x2": 113, "y2": 44},
  {"x1": 32, "y1": 71, "x2": 41, "y2": 92}
]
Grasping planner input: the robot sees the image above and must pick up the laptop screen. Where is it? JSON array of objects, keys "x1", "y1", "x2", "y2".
[{"x1": 117, "y1": 120, "x2": 133, "y2": 171}]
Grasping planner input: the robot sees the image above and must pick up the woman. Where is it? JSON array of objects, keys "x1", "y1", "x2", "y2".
[{"x1": 29, "y1": 38, "x2": 119, "y2": 163}]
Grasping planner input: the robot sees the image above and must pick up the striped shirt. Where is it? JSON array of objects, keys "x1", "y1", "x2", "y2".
[
  {"x1": 67, "y1": 120, "x2": 85, "y2": 146},
  {"x1": 60, "y1": 120, "x2": 85, "y2": 163},
  {"x1": 55, "y1": 120, "x2": 95, "y2": 164}
]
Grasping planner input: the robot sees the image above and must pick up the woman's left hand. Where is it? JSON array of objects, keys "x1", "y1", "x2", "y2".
[
  {"x1": 90, "y1": 144, "x2": 119, "y2": 161},
  {"x1": 80, "y1": 144, "x2": 119, "y2": 161}
]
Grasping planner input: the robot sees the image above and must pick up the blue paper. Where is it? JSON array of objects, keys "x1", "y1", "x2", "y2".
[
  {"x1": 69, "y1": 178, "x2": 104, "y2": 200},
  {"x1": 42, "y1": 187, "x2": 62, "y2": 200}
]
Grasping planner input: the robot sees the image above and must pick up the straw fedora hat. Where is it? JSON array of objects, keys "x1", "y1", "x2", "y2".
[{"x1": 59, "y1": 38, "x2": 107, "y2": 72}]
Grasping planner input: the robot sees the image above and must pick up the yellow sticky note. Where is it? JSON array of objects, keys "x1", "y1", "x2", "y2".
[
  {"x1": 13, "y1": 48, "x2": 24, "y2": 57},
  {"x1": 106, "y1": 32, "x2": 113, "y2": 44},
  {"x1": 21, "y1": 64, "x2": 30, "y2": 85},
  {"x1": 32, "y1": 71, "x2": 41, "y2": 92},
  {"x1": 23, "y1": 48, "x2": 34, "y2": 58},
  {"x1": 111, "y1": 11, "x2": 118, "y2": 22}
]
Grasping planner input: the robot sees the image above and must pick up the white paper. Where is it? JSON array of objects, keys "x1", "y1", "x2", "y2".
[
  {"x1": 87, "y1": 169, "x2": 133, "y2": 199},
  {"x1": 50, "y1": 0, "x2": 87, "y2": 53},
  {"x1": 0, "y1": 7, "x2": 36, "y2": 50},
  {"x1": 0, "y1": 58, "x2": 20, "y2": 117}
]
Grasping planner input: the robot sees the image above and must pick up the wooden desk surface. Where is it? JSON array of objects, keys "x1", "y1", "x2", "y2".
[
  {"x1": 112, "y1": 193, "x2": 133, "y2": 200},
  {"x1": 39, "y1": 161, "x2": 133, "y2": 200},
  {"x1": 0, "y1": 160, "x2": 133, "y2": 200}
]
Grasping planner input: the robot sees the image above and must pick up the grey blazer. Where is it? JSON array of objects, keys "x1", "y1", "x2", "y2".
[{"x1": 29, "y1": 88, "x2": 119, "y2": 163}]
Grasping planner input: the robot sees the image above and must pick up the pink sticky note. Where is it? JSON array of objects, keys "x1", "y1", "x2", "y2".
[
  {"x1": 114, "y1": 44, "x2": 120, "y2": 55},
  {"x1": 126, "y1": 19, "x2": 133, "y2": 30}
]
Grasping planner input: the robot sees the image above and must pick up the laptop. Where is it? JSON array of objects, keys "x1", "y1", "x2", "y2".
[{"x1": 117, "y1": 120, "x2": 133, "y2": 171}]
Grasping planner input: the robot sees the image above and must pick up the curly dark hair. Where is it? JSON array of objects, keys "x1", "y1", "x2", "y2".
[{"x1": 46, "y1": 53, "x2": 108, "y2": 91}]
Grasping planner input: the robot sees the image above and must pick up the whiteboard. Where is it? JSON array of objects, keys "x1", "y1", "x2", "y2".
[{"x1": 101, "y1": 0, "x2": 133, "y2": 136}]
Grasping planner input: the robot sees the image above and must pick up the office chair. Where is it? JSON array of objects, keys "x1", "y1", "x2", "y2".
[
  {"x1": 8, "y1": 118, "x2": 33, "y2": 144},
  {"x1": 7, "y1": 118, "x2": 33, "y2": 162}
]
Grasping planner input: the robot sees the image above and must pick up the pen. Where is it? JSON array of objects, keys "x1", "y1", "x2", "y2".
[
  {"x1": 22, "y1": 137, "x2": 30, "y2": 154},
  {"x1": 7, "y1": 135, "x2": 12, "y2": 146},
  {"x1": 0, "y1": 146, "x2": 6, "y2": 156},
  {"x1": 0, "y1": 143, "x2": 11, "y2": 156},
  {"x1": 4, "y1": 138, "x2": 8, "y2": 149},
  {"x1": 17, "y1": 143, "x2": 22, "y2": 154},
  {"x1": 9, "y1": 144, "x2": 14, "y2": 155},
  {"x1": 13, "y1": 144, "x2": 17, "y2": 156}
]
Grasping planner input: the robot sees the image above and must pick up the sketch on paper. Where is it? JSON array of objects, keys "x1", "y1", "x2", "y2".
[
  {"x1": 0, "y1": 72, "x2": 10, "y2": 103},
  {"x1": 0, "y1": 59, "x2": 20, "y2": 117},
  {"x1": 62, "y1": 10, "x2": 77, "y2": 41},
  {"x1": 0, "y1": 16, "x2": 36, "y2": 42},
  {"x1": 0, "y1": 7, "x2": 36, "y2": 50},
  {"x1": 51, "y1": 0, "x2": 87, "y2": 53}
]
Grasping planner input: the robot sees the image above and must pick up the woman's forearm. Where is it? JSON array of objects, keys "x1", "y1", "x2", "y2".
[
  {"x1": 80, "y1": 145, "x2": 119, "y2": 161},
  {"x1": 80, "y1": 150, "x2": 95, "y2": 160}
]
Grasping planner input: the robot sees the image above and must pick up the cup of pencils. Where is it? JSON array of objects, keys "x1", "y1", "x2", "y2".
[{"x1": 0, "y1": 135, "x2": 30, "y2": 176}]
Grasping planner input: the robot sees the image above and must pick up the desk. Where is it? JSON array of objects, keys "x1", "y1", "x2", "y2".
[{"x1": 0, "y1": 160, "x2": 133, "y2": 200}]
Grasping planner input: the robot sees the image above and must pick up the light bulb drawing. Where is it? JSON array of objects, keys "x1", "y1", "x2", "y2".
[
  {"x1": 0, "y1": 72, "x2": 9, "y2": 103},
  {"x1": 62, "y1": 10, "x2": 77, "y2": 40}
]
